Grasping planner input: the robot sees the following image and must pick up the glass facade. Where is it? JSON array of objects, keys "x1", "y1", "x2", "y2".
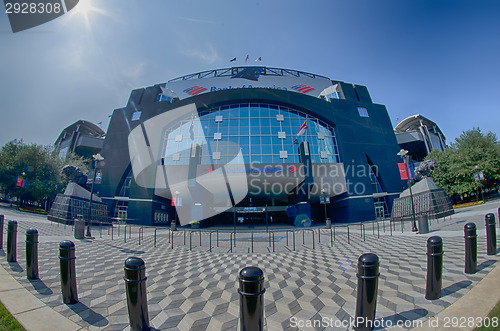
[{"x1": 162, "y1": 103, "x2": 340, "y2": 166}]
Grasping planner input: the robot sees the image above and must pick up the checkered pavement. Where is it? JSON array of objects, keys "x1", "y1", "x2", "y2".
[{"x1": 0, "y1": 202, "x2": 499, "y2": 330}]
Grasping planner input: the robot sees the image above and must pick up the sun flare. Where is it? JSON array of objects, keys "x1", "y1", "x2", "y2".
[{"x1": 68, "y1": 0, "x2": 105, "y2": 30}]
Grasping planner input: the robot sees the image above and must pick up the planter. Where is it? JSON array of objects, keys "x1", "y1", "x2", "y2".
[{"x1": 190, "y1": 223, "x2": 200, "y2": 229}]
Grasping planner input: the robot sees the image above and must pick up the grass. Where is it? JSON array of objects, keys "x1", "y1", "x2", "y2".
[
  {"x1": 453, "y1": 201, "x2": 484, "y2": 209},
  {"x1": 0, "y1": 301, "x2": 25, "y2": 331},
  {"x1": 475, "y1": 299, "x2": 500, "y2": 330}
]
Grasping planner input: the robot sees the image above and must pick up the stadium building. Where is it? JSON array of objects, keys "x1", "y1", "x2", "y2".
[{"x1": 98, "y1": 67, "x2": 406, "y2": 227}]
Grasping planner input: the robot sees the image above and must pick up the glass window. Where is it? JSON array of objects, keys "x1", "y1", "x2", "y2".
[
  {"x1": 262, "y1": 155, "x2": 273, "y2": 163},
  {"x1": 357, "y1": 107, "x2": 369, "y2": 118},
  {"x1": 239, "y1": 136, "x2": 249, "y2": 145},
  {"x1": 163, "y1": 102, "x2": 340, "y2": 167},
  {"x1": 262, "y1": 145, "x2": 272, "y2": 154}
]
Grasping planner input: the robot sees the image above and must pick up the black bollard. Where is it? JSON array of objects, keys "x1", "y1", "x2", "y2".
[
  {"x1": 0, "y1": 214, "x2": 4, "y2": 249},
  {"x1": 59, "y1": 240, "x2": 78, "y2": 304},
  {"x1": 485, "y1": 213, "x2": 497, "y2": 255},
  {"x1": 354, "y1": 253, "x2": 380, "y2": 331},
  {"x1": 425, "y1": 236, "x2": 443, "y2": 300},
  {"x1": 239, "y1": 266, "x2": 265, "y2": 331},
  {"x1": 464, "y1": 223, "x2": 477, "y2": 274},
  {"x1": 6, "y1": 220, "x2": 17, "y2": 262},
  {"x1": 124, "y1": 257, "x2": 150, "y2": 331},
  {"x1": 26, "y1": 229, "x2": 39, "y2": 279}
]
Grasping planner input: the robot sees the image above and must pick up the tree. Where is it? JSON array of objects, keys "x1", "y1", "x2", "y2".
[
  {"x1": 426, "y1": 128, "x2": 500, "y2": 201},
  {"x1": 0, "y1": 140, "x2": 88, "y2": 210}
]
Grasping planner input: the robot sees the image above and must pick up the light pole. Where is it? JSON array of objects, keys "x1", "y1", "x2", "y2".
[
  {"x1": 321, "y1": 189, "x2": 328, "y2": 221},
  {"x1": 398, "y1": 149, "x2": 418, "y2": 232},
  {"x1": 475, "y1": 165, "x2": 485, "y2": 203},
  {"x1": 174, "y1": 190, "x2": 180, "y2": 226},
  {"x1": 87, "y1": 153, "x2": 104, "y2": 238}
]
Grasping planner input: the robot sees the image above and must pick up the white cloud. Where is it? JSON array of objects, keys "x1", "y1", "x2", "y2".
[{"x1": 181, "y1": 43, "x2": 220, "y2": 65}]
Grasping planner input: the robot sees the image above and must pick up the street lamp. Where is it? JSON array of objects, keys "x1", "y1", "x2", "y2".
[
  {"x1": 174, "y1": 190, "x2": 180, "y2": 226},
  {"x1": 397, "y1": 149, "x2": 418, "y2": 232},
  {"x1": 321, "y1": 188, "x2": 328, "y2": 221},
  {"x1": 475, "y1": 165, "x2": 485, "y2": 204},
  {"x1": 87, "y1": 153, "x2": 104, "y2": 238}
]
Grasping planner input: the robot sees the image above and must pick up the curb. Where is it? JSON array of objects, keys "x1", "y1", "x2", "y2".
[
  {"x1": 0, "y1": 263, "x2": 83, "y2": 331},
  {"x1": 409, "y1": 260, "x2": 500, "y2": 330}
]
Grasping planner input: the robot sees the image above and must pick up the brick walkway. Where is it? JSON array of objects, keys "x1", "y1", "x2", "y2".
[{"x1": 0, "y1": 201, "x2": 499, "y2": 330}]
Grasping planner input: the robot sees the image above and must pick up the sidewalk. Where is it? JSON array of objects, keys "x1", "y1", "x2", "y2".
[{"x1": 0, "y1": 201, "x2": 499, "y2": 330}]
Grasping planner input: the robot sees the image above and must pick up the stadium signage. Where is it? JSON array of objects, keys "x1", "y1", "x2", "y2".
[{"x1": 210, "y1": 84, "x2": 288, "y2": 92}]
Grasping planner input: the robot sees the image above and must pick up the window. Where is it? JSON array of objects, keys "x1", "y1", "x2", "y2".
[
  {"x1": 157, "y1": 93, "x2": 173, "y2": 103},
  {"x1": 161, "y1": 103, "x2": 340, "y2": 165},
  {"x1": 357, "y1": 107, "x2": 369, "y2": 118},
  {"x1": 131, "y1": 111, "x2": 142, "y2": 121}
]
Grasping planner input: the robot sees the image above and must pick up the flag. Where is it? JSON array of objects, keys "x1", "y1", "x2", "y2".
[
  {"x1": 255, "y1": 57, "x2": 261, "y2": 62},
  {"x1": 230, "y1": 57, "x2": 236, "y2": 62},
  {"x1": 296, "y1": 120, "x2": 308, "y2": 136},
  {"x1": 398, "y1": 163, "x2": 409, "y2": 180},
  {"x1": 245, "y1": 55, "x2": 249, "y2": 63}
]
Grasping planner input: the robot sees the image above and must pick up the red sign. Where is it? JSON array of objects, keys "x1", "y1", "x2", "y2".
[
  {"x1": 171, "y1": 198, "x2": 182, "y2": 206},
  {"x1": 398, "y1": 163, "x2": 409, "y2": 180}
]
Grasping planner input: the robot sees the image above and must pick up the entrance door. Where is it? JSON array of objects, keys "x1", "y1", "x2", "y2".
[
  {"x1": 374, "y1": 204, "x2": 384, "y2": 219},
  {"x1": 118, "y1": 209, "x2": 127, "y2": 221}
]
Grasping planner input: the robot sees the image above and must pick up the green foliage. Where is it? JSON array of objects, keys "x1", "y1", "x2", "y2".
[
  {"x1": 426, "y1": 128, "x2": 500, "y2": 197},
  {"x1": 0, "y1": 139, "x2": 88, "y2": 209},
  {"x1": 0, "y1": 300, "x2": 25, "y2": 330}
]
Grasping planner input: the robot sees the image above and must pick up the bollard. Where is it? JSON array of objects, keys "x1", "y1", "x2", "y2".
[
  {"x1": 239, "y1": 266, "x2": 265, "y2": 331},
  {"x1": 26, "y1": 229, "x2": 39, "y2": 279},
  {"x1": 59, "y1": 240, "x2": 78, "y2": 304},
  {"x1": 485, "y1": 213, "x2": 497, "y2": 256},
  {"x1": 354, "y1": 253, "x2": 379, "y2": 331},
  {"x1": 0, "y1": 214, "x2": 4, "y2": 249},
  {"x1": 464, "y1": 223, "x2": 477, "y2": 274},
  {"x1": 124, "y1": 257, "x2": 150, "y2": 331},
  {"x1": 7, "y1": 220, "x2": 17, "y2": 262},
  {"x1": 425, "y1": 236, "x2": 443, "y2": 300}
]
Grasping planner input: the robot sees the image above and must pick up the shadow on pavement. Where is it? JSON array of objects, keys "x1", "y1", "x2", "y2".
[
  {"x1": 68, "y1": 301, "x2": 109, "y2": 327},
  {"x1": 28, "y1": 278, "x2": 53, "y2": 295},
  {"x1": 8, "y1": 261, "x2": 23, "y2": 272},
  {"x1": 375, "y1": 308, "x2": 429, "y2": 330},
  {"x1": 477, "y1": 259, "x2": 496, "y2": 272},
  {"x1": 441, "y1": 280, "x2": 472, "y2": 297}
]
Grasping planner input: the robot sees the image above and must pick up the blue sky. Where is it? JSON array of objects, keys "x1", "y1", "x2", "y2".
[{"x1": 1, "y1": 0, "x2": 499, "y2": 147}]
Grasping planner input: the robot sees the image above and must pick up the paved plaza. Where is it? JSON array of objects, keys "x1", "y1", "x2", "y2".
[{"x1": 0, "y1": 201, "x2": 500, "y2": 330}]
